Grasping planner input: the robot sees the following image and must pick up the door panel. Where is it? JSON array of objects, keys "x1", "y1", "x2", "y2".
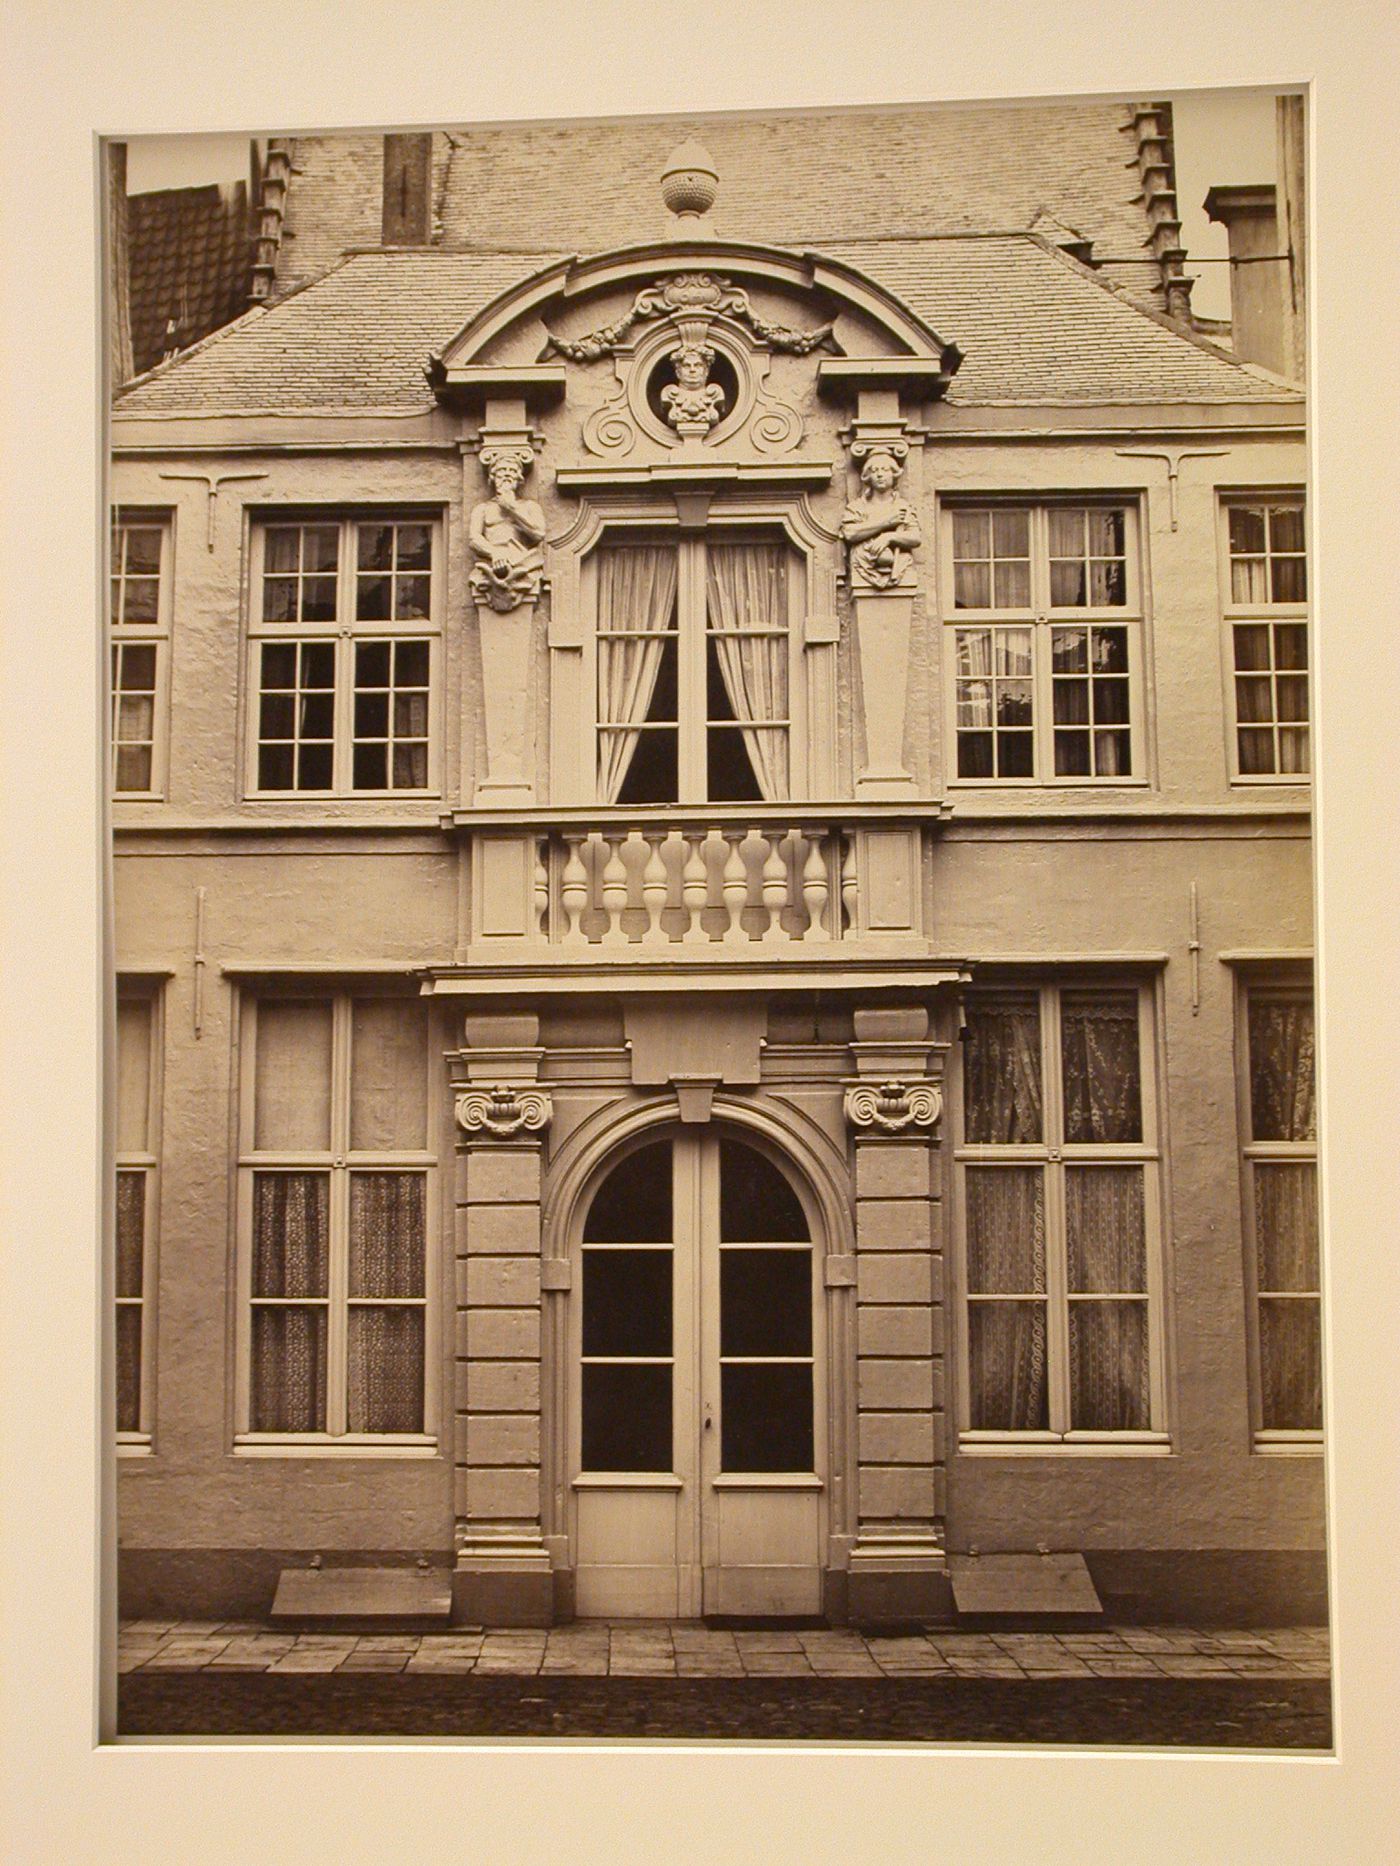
[{"x1": 571, "y1": 1130, "x2": 823, "y2": 1617}]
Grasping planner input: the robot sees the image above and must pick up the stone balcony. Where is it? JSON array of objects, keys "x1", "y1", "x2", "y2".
[{"x1": 429, "y1": 804, "x2": 964, "y2": 998}]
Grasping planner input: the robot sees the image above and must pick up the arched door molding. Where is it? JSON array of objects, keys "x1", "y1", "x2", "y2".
[{"x1": 539, "y1": 1090, "x2": 857, "y2": 1604}]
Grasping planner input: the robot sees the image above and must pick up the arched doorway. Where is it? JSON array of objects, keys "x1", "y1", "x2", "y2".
[{"x1": 568, "y1": 1126, "x2": 827, "y2": 1618}]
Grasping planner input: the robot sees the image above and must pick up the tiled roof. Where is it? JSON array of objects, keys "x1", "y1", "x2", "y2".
[
  {"x1": 128, "y1": 183, "x2": 254, "y2": 377},
  {"x1": 276, "y1": 103, "x2": 1171, "y2": 305},
  {"x1": 114, "y1": 237, "x2": 1298, "y2": 417}
]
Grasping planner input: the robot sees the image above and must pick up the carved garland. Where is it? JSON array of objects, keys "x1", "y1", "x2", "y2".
[
  {"x1": 544, "y1": 272, "x2": 834, "y2": 361},
  {"x1": 844, "y1": 1080, "x2": 942, "y2": 1134},
  {"x1": 455, "y1": 1085, "x2": 553, "y2": 1138}
]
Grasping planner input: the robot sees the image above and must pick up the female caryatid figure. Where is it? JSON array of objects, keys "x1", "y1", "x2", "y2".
[
  {"x1": 468, "y1": 451, "x2": 547, "y2": 612},
  {"x1": 839, "y1": 449, "x2": 922, "y2": 591}
]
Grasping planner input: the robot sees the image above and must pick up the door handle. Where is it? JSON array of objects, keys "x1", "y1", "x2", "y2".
[{"x1": 704, "y1": 1403, "x2": 713, "y2": 1431}]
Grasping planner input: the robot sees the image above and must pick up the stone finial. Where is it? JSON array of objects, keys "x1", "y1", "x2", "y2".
[{"x1": 661, "y1": 137, "x2": 719, "y2": 221}]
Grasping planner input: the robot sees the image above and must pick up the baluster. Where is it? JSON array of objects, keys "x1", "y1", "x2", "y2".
[
  {"x1": 840, "y1": 833, "x2": 858, "y2": 938},
  {"x1": 534, "y1": 840, "x2": 550, "y2": 943},
  {"x1": 561, "y1": 833, "x2": 588, "y2": 947},
  {"x1": 761, "y1": 829, "x2": 788, "y2": 945},
  {"x1": 681, "y1": 829, "x2": 709, "y2": 944},
  {"x1": 802, "y1": 830, "x2": 831, "y2": 941},
  {"x1": 641, "y1": 831, "x2": 668, "y2": 944},
  {"x1": 721, "y1": 829, "x2": 748, "y2": 945},
  {"x1": 601, "y1": 833, "x2": 628, "y2": 947}
]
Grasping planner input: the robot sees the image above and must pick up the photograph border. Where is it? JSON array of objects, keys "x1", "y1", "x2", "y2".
[{"x1": 3, "y1": 2, "x2": 1397, "y2": 1860}]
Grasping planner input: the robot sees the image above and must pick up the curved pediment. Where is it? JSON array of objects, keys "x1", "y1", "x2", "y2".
[{"x1": 428, "y1": 240, "x2": 962, "y2": 408}]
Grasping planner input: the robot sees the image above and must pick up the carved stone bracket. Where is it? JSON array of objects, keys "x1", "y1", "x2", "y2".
[
  {"x1": 455, "y1": 1085, "x2": 553, "y2": 1138},
  {"x1": 844, "y1": 1080, "x2": 942, "y2": 1134}
]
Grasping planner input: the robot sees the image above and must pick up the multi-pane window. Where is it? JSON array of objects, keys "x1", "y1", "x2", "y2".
[
  {"x1": 945, "y1": 505, "x2": 1141, "y2": 783},
  {"x1": 1241, "y1": 985, "x2": 1321, "y2": 1440},
  {"x1": 249, "y1": 518, "x2": 436, "y2": 795},
  {"x1": 1223, "y1": 499, "x2": 1309, "y2": 778},
  {"x1": 110, "y1": 516, "x2": 170, "y2": 795},
  {"x1": 594, "y1": 536, "x2": 795, "y2": 805},
  {"x1": 957, "y1": 983, "x2": 1162, "y2": 1440},
  {"x1": 115, "y1": 989, "x2": 159, "y2": 1441},
  {"x1": 239, "y1": 994, "x2": 435, "y2": 1442}
]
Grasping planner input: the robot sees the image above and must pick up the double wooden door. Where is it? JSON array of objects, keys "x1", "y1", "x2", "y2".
[{"x1": 570, "y1": 1130, "x2": 825, "y2": 1618}]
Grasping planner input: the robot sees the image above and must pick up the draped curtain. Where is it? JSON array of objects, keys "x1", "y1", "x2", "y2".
[
  {"x1": 1060, "y1": 991, "x2": 1142, "y2": 1142},
  {"x1": 964, "y1": 994, "x2": 1043, "y2": 1143},
  {"x1": 597, "y1": 546, "x2": 678, "y2": 803},
  {"x1": 1248, "y1": 999, "x2": 1316, "y2": 1141},
  {"x1": 704, "y1": 543, "x2": 789, "y2": 800}
]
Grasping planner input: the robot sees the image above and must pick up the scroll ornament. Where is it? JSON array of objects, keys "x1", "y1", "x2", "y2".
[
  {"x1": 455, "y1": 1085, "x2": 553, "y2": 1138},
  {"x1": 545, "y1": 272, "x2": 834, "y2": 361},
  {"x1": 844, "y1": 1080, "x2": 942, "y2": 1134}
]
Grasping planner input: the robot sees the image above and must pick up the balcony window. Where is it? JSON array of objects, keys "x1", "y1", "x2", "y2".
[{"x1": 595, "y1": 537, "x2": 795, "y2": 805}]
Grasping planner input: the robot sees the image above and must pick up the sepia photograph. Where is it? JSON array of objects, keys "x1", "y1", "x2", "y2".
[
  {"x1": 9, "y1": 3, "x2": 1400, "y2": 1860},
  {"x1": 103, "y1": 85, "x2": 1331, "y2": 1749}
]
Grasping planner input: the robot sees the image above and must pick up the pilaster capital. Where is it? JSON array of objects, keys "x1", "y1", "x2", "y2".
[
  {"x1": 455, "y1": 1084, "x2": 553, "y2": 1139},
  {"x1": 844, "y1": 1079, "x2": 942, "y2": 1135}
]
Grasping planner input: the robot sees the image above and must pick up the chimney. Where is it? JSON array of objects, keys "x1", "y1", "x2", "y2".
[
  {"x1": 1203, "y1": 183, "x2": 1293, "y2": 379},
  {"x1": 106, "y1": 141, "x2": 134, "y2": 390},
  {"x1": 1275, "y1": 95, "x2": 1306, "y2": 383},
  {"x1": 382, "y1": 133, "x2": 433, "y2": 246}
]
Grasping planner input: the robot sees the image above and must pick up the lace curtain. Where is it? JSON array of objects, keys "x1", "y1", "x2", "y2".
[
  {"x1": 348, "y1": 1173, "x2": 425, "y2": 1433},
  {"x1": 597, "y1": 546, "x2": 678, "y2": 803},
  {"x1": 965, "y1": 1167, "x2": 1047, "y2": 1430},
  {"x1": 1256, "y1": 1161, "x2": 1322, "y2": 1430},
  {"x1": 251, "y1": 1172, "x2": 329, "y2": 1432},
  {"x1": 704, "y1": 543, "x2": 790, "y2": 800}
]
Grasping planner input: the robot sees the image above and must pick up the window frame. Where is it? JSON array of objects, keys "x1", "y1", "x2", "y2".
[
  {"x1": 115, "y1": 980, "x2": 162, "y2": 1451},
  {"x1": 1236, "y1": 973, "x2": 1322, "y2": 1453},
  {"x1": 234, "y1": 990, "x2": 441, "y2": 1453},
  {"x1": 953, "y1": 976, "x2": 1168, "y2": 1450},
  {"x1": 245, "y1": 513, "x2": 442, "y2": 801},
  {"x1": 580, "y1": 523, "x2": 810, "y2": 806},
  {"x1": 940, "y1": 499, "x2": 1148, "y2": 790},
  {"x1": 1218, "y1": 492, "x2": 1310, "y2": 786},
  {"x1": 110, "y1": 510, "x2": 173, "y2": 799}
]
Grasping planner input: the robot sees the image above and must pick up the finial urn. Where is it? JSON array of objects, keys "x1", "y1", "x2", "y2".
[{"x1": 660, "y1": 137, "x2": 719, "y2": 219}]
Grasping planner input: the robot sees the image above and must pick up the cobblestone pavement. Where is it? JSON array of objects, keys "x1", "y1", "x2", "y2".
[
  {"x1": 118, "y1": 1618, "x2": 1331, "y2": 1681},
  {"x1": 117, "y1": 1621, "x2": 1331, "y2": 1746}
]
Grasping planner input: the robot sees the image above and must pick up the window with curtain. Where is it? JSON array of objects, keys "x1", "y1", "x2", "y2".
[
  {"x1": 116, "y1": 988, "x2": 160, "y2": 1442},
  {"x1": 1242, "y1": 985, "x2": 1321, "y2": 1439},
  {"x1": 944, "y1": 504, "x2": 1141, "y2": 784},
  {"x1": 241, "y1": 993, "x2": 434, "y2": 1442},
  {"x1": 110, "y1": 514, "x2": 171, "y2": 796},
  {"x1": 249, "y1": 518, "x2": 437, "y2": 796},
  {"x1": 957, "y1": 982, "x2": 1162, "y2": 1440},
  {"x1": 595, "y1": 535, "x2": 793, "y2": 804},
  {"x1": 1222, "y1": 498, "x2": 1309, "y2": 779}
]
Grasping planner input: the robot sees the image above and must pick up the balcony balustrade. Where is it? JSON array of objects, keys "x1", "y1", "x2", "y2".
[
  {"x1": 453, "y1": 806, "x2": 942, "y2": 975},
  {"x1": 542, "y1": 820, "x2": 849, "y2": 950}
]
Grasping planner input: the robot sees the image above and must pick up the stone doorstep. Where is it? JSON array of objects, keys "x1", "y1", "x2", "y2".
[{"x1": 338, "y1": 1653, "x2": 411, "y2": 1672}]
